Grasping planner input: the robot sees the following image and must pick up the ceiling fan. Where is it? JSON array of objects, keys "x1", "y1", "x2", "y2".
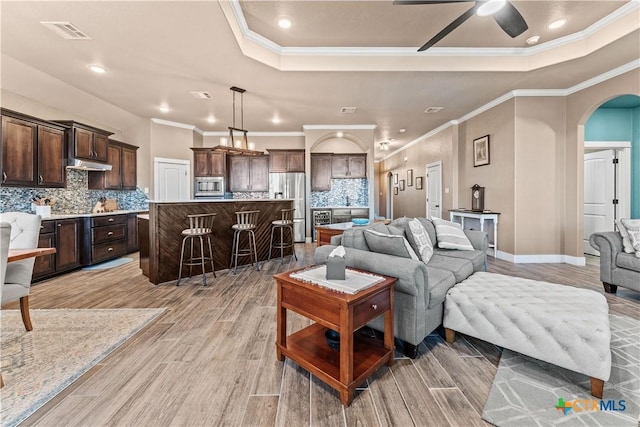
[{"x1": 394, "y1": 0, "x2": 528, "y2": 51}]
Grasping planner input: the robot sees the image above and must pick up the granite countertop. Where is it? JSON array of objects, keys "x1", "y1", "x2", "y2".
[
  {"x1": 311, "y1": 206, "x2": 369, "y2": 209},
  {"x1": 40, "y1": 209, "x2": 149, "y2": 220}
]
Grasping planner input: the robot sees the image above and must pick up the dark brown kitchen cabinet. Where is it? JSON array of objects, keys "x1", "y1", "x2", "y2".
[
  {"x1": 32, "y1": 218, "x2": 81, "y2": 281},
  {"x1": 83, "y1": 214, "x2": 128, "y2": 265},
  {"x1": 311, "y1": 154, "x2": 332, "y2": 191},
  {"x1": 229, "y1": 155, "x2": 269, "y2": 192},
  {"x1": 331, "y1": 154, "x2": 366, "y2": 178},
  {"x1": 88, "y1": 141, "x2": 138, "y2": 190},
  {"x1": 1, "y1": 109, "x2": 66, "y2": 188},
  {"x1": 268, "y1": 149, "x2": 305, "y2": 173},
  {"x1": 55, "y1": 120, "x2": 113, "y2": 163},
  {"x1": 192, "y1": 148, "x2": 226, "y2": 177},
  {"x1": 126, "y1": 213, "x2": 139, "y2": 252}
]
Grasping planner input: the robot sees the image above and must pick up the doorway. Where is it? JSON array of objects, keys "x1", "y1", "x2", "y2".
[
  {"x1": 425, "y1": 161, "x2": 442, "y2": 219},
  {"x1": 154, "y1": 157, "x2": 190, "y2": 201}
]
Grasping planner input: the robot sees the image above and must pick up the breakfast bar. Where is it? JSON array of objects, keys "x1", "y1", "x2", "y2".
[{"x1": 146, "y1": 199, "x2": 294, "y2": 284}]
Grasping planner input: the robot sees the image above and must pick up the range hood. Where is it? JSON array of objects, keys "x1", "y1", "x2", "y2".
[{"x1": 67, "y1": 158, "x2": 112, "y2": 171}]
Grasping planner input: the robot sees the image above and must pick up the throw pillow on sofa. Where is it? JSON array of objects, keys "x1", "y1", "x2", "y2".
[
  {"x1": 431, "y1": 217, "x2": 474, "y2": 251},
  {"x1": 405, "y1": 218, "x2": 434, "y2": 263},
  {"x1": 617, "y1": 219, "x2": 637, "y2": 254},
  {"x1": 363, "y1": 229, "x2": 419, "y2": 260},
  {"x1": 620, "y1": 219, "x2": 640, "y2": 258}
]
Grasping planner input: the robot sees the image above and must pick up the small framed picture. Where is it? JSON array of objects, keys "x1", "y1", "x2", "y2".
[
  {"x1": 394, "y1": 187, "x2": 398, "y2": 195},
  {"x1": 416, "y1": 176, "x2": 423, "y2": 190},
  {"x1": 473, "y1": 135, "x2": 490, "y2": 167},
  {"x1": 407, "y1": 169, "x2": 413, "y2": 186},
  {"x1": 399, "y1": 179, "x2": 405, "y2": 191},
  {"x1": 394, "y1": 173, "x2": 398, "y2": 184}
]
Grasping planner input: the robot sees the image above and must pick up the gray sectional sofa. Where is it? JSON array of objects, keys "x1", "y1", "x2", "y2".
[
  {"x1": 314, "y1": 217, "x2": 488, "y2": 358},
  {"x1": 589, "y1": 231, "x2": 640, "y2": 294}
]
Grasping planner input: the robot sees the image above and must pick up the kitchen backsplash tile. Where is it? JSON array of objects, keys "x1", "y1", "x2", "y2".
[
  {"x1": 0, "y1": 169, "x2": 149, "y2": 214},
  {"x1": 311, "y1": 178, "x2": 368, "y2": 207},
  {"x1": 232, "y1": 191, "x2": 270, "y2": 200}
]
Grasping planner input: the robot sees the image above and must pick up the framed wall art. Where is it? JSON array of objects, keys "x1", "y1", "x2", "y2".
[
  {"x1": 399, "y1": 179, "x2": 405, "y2": 191},
  {"x1": 416, "y1": 176, "x2": 423, "y2": 190},
  {"x1": 407, "y1": 169, "x2": 413, "y2": 186},
  {"x1": 473, "y1": 135, "x2": 490, "y2": 167}
]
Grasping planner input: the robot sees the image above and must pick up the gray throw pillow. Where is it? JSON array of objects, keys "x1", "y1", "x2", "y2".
[
  {"x1": 617, "y1": 219, "x2": 637, "y2": 254},
  {"x1": 363, "y1": 229, "x2": 419, "y2": 260},
  {"x1": 431, "y1": 217, "x2": 474, "y2": 251}
]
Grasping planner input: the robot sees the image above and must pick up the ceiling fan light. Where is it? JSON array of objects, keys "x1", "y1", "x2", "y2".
[{"x1": 476, "y1": 0, "x2": 507, "y2": 17}]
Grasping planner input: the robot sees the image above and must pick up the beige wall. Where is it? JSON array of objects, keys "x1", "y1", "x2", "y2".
[
  {"x1": 149, "y1": 122, "x2": 196, "y2": 197},
  {"x1": 123, "y1": 119, "x2": 151, "y2": 193}
]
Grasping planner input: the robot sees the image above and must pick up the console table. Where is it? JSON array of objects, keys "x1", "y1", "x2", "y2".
[{"x1": 449, "y1": 210, "x2": 500, "y2": 257}]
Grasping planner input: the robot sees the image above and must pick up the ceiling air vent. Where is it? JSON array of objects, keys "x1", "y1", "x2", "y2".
[
  {"x1": 340, "y1": 107, "x2": 357, "y2": 114},
  {"x1": 190, "y1": 91, "x2": 213, "y2": 99},
  {"x1": 424, "y1": 107, "x2": 444, "y2": 114},
  {"x1": 41, "y1": 22, "x2": 90, "y2": 40}
]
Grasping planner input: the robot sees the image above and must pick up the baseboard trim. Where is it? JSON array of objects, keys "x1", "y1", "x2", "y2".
[{"x1": 496, "y1": 251, "x2": 586, "y2": 266}]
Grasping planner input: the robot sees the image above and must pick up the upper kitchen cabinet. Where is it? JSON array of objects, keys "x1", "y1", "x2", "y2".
[
  {"x1": 331, "y1": 154, "x2": 366, "y2": 178},
  {"x1": 268, "y1": 149, "x2": 305, "y2": 173},
  {"x1": 1, "y1": 109, "x2": 66, "y2": 188},
  {"x1": 88, "y1": 141, "x2": 138, "y2": 190},
  {"x1": 192, "y1": 148, "x2": 226, "y2": 177},
  {"x1": 229, "y1": 155, "x2": 269, "y2": 192},
  {"x1": 310, "y1": 154, "x2": 332, "y2": 191},
  {"x1": 55, "y1": 120, "x2": 113, "y2": 163}
]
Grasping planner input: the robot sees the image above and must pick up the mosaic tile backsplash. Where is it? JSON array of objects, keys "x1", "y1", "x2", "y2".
[
  {"x1": 311, "y1": 178, "x2": 368, "y2": 207},
  {"x1": 0, "y1": 169, "x2": 149, "y2": 214}
]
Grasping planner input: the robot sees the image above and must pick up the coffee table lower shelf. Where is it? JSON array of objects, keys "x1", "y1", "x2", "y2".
[{"x1": 278, "y1": 323, "x2": 393, "y2": 402}]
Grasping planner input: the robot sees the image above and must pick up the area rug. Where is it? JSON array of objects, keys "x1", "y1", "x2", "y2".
[
  {"x1": 0, "y1": 308, "x2": 165, "y2": 427},
  {"x1": 82, "y1": 257, "x2": 133, "y2": 270},
  {"x1": 482, "y1": 315, "x2": 640, "y2": 426}
]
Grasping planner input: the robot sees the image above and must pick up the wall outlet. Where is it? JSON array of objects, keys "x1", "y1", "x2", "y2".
[{"x1": 144, "y1": 187, "x2": 149, "y2": 194}]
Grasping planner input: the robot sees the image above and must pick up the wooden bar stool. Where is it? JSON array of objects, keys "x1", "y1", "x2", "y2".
[
  {"x1": 229, "y1": 210, "x2": 260, "y2": 275},
  {"x1": 269, "y1": 208, "x2": 297, "y2": 264},
  {"x1": 177, "y1": 213, "x2": 216, "y2": 286}
]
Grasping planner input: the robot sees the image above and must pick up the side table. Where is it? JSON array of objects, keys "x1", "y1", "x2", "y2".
[
  {"x1": 274, "y1": 266, "x2": 395, "y2": 406},
  {"x1": 449, "y1": 209, "x2": 500, "y2": 257}
]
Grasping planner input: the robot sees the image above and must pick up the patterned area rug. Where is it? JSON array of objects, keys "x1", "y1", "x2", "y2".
[
  {"x1": 482, "y1": 315, "x2": 640, "y2": 426},
  {"x1": 0, "y1": 308, "x2": 165, "y2": 427}
]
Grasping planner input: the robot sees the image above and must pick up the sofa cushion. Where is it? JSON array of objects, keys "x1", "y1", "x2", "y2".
[
  {"x1": 427, "y1": 254, "x2": 474, "y2": 282},
  {"x1": 363, "y1": 229, "x2": 419, "y2": 260},
  {"x1": 432, "y1": 218, "x2": 474, "y2": 251},
  {"x1": 616, "y1": 252, "x2": 640, "y2": 273},
  {"x1": 620, "y1": 219, "x2": 640, "y2": 258},
  {"x1": 424, "y1": 267, "x2": 456, "y2": 308},
  {"x1": 405, "y1": 218, "x2": 434, "y2": 264},
  {"x1": 434, "y1": 248, "x2": 485, "y2": 272}
]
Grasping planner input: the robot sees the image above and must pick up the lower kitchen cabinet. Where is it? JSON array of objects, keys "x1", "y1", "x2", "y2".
[
  {"x1": 83, "y1": 215, "x2": 128, "y2": 265},
  {"x1": 127, "y1": 213, "x2": 139, "y2": 252},
  {"x1": 32, "y1": 218, "x2": 82, "y2": 281}
]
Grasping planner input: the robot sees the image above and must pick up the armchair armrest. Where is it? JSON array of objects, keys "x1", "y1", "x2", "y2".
[{"x1": 589, "y1": 232, "x2": 623, "y2": 283}]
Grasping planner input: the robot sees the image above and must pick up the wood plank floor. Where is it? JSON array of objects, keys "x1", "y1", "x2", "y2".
[{"x1": 6, "y1": 245, "x2": 639, "y2": 426}]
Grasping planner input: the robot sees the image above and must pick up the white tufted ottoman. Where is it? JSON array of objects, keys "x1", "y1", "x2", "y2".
[{"x1": 443, "y1": 272, "x2": 611, "y2": 398}]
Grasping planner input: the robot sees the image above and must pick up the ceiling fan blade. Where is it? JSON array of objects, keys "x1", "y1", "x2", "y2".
[
  {"x1": 418, "y1": 3, "x2": 479, "y2": 51},
  {"x1": 493, "y1": 1, "x2": 528, "y2": 38},
  {"x1": 393, "y1": 1, "x2": 472, "y2": 4}
]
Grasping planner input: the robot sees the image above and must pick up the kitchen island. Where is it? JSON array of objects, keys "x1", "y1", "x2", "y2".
[{"x1": 145, "y1": 199, "x2": 294, "y2": 284}]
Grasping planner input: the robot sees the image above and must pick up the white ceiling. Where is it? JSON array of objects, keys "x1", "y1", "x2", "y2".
[{"x1": 1, "y1": 1, "x2": 638, "y2": 160}]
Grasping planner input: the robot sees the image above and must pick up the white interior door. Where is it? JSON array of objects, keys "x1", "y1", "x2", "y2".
[
  {"x1": 426, "y1": 161, "x2": 442, "y2": 219},
  {"x1": 154, "y1": 158, "x2": 190, "y2": 202},
  {"x1": 583, "y1": 150, "x2": 615, "y2": 255}
]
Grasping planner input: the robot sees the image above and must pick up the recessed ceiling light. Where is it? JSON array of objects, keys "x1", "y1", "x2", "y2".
[
  {"x1": 336, "y1": 131, "x2": 344, "y2": 138},
  {"x1": 207, "y1": 116, "x2": 216, "y2": 123},
  {"x1": 272, "y1": 117, "x2": 281, "y2": 124},
  {"x1": 399, "y1": 128, "x2": 406, "y2": 133},
  {"x1": 277, "y1": 17, "x2": 292, "y2": 29},
  {"x1": 158, "y1": 105, "x2": 170, "y2": 113},
  {"x1": 547, "y1": 18, "x2": 567, "y2": 30},
  {"x1": 526, "y1": 35, "x2": 540, "y2": 46},
  {"x1": 87, "y1": 64, "x2": 106, "y2": 74},
  {"x1": 476, "y1": 0, "x2": 507, "y2": 17}
]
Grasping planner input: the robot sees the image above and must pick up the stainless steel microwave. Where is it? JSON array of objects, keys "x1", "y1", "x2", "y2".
[{"x1": 194, "y1": 176, "x2": 225, "y2": 198}]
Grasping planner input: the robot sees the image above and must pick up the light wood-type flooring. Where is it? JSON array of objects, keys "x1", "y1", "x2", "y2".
[{"x1": 6, "y1": 245, "x2": 639, "y2": 427}]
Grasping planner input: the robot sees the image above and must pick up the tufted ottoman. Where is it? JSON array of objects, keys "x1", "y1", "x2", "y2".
[{"x1": 443, "y1": 272, "x2": 611, "y2": 398}]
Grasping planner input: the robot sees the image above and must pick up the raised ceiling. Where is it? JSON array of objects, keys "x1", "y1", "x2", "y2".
[{"x1": 0, "y1": 1, "x2": 638, "y2": 160}]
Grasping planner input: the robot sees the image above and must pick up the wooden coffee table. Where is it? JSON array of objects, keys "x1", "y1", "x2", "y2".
[{"x1": 274, "y1": 266, "x2": 395, "y2": 406}]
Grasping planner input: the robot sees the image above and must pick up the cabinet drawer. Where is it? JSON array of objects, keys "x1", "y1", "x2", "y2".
[
  {"x1": 353, "y1": 289, "x2": 391, "y2": 329},
  {"x1": 92, "y1": 240, "x2": 127, "y2": 263},
  {"x1": 93, "y1": 224, "x2": 126, "y2": 244},
  {"x1": 350, "y1": 208, "x2": 369, "y2": 218},
  {"x1": 40, "y1": 220, "x2": 55, "y2": 234},
  {"x1": 92, "y1": 215, "x2": 126, "y2": 227},
  {"x1": 281, "y1": 285, "x2": 340, "y2": 326}
]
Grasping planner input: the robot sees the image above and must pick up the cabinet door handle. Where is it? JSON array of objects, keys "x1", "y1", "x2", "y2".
[
  {"x1": 40, "y1": 225, "x2": 44, "y2": 229},
  {"x1": 108, "y1": 247, "x2": 114, "y2": 252},
  {"x1": 108, "y1": 218, "x2": 114, "y2": 222},
  {"x1": 58, "y1": 224, "x2": 61, "y2": 227},
  {"x1": 2, "y1": 172, "x2": 6, "y2": 182},
  {"x1": 107, "y1": 231, "x2": 114, "y2": 236},
  {"x1": 39, "y1": 175, "x2": 43, "y2": 183},
  {"x1": 371, "y1": 304, "x2": 378, "y2": 310}
]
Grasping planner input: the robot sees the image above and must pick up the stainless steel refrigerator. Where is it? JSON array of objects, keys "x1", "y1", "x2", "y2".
[{"x1": 269, "y1": 173, "x2": 306, "y2": 242}]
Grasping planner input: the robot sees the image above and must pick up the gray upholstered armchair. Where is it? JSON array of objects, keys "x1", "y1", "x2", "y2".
[
  {"x1": 589, "y1": 231, "x2": 640, "y2": 294},
  {"x1": 0, "y1": 212, "x2": 42, "y2": 331}
]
